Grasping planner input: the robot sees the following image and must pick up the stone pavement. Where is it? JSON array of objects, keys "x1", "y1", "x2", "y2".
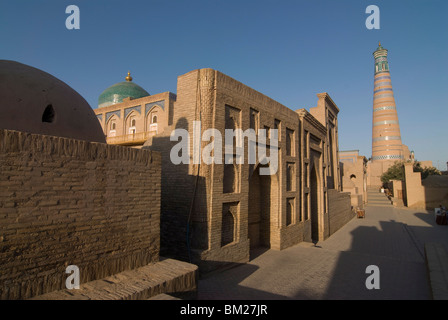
[{"x1": 198, "y1": 193, "x2": 448, "y2": 300}]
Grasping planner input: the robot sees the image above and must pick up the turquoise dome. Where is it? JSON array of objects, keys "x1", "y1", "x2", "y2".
[{"x1": 98, "y1": 72, "x2": 150, "y2": 108}]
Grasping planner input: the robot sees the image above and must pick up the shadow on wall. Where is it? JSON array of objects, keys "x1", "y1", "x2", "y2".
[
  {"x1": 143, "y1": 117, "x2": 207, "y2": 265},
  {"x1": 423, "y1": 175, "x2": 448, "y2": 209}
]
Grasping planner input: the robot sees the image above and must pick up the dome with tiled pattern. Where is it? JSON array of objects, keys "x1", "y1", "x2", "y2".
[{"x1": 98, "y1": 72, "x2": 150, "y2": 108}]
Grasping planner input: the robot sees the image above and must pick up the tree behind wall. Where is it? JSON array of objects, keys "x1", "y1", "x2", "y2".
[
  {"x1": 381, "y1": 161, "x2": 406, "y2": 185},
  {"x1": 413, "y1": 161, "x2": 442, "y2": 179},
  {"x1": 381, "y1": 161, "x2": 442, "y2": 185}
]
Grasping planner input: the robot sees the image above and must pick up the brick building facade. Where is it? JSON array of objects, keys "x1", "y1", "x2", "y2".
[{"x1": 95, "y1": 68, "x2": 353, "y2": 272}]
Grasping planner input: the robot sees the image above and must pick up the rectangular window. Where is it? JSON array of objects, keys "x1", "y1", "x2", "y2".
[
  {"x1": 304, "y1": 130, "x2": 309, "y2": 158},
  {"x1": 286, "y1": 128, "x2": 294, "y2": 156},
  {"x1": 264, "y1": 125, "x2": 270, "y2": 139},
  {"x1": 274, "y1": 119, "x2": 281, "y2": 141},
  {"x1": 304, "y1": 194, "x2": 309, "y2": 220},
  {"x1": 225, "y1": 105, "x2": 241, "y2": 157},
  {"x1": 286, "y1": 198, "x2": 295, "y2": 226},
  {"x1": 223, "y1": 162, "x2": 240, "y2": 194},
  {"x1": 304, "y1": 163, "x2": 308, "y2": 188},
  {"x1": 286, "y1": 162, "x2": 295, "y2": 192},
  {"x1": 225, "y1": 105, "x2": 240, "y2": 130},
  {"x1": 323, "y1": 191, "x2": 327, "y2": 214},
  {"x1": 250, "y1": 108, "x2": 259, "y2": 134},
  {"x1": 310, "y1": 133, "x2": 321, "y2": 145},
  {"x1": 322, "y1": 165, "x2": 326, "y2": 188}
]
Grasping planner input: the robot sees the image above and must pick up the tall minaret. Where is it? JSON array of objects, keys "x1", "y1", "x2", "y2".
[{"x1": 371, "y1": 42, "x2": 404, "y2": 162}]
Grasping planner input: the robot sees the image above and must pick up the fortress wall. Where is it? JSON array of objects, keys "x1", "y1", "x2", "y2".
[{"x1": 0, "y1": 129, "x2": 161, "y2": 299}]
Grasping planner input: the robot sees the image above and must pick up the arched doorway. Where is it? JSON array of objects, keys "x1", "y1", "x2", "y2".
[
  {"x1": 248, "y1": 164, "x2": 278, "y2": 251},
  {"x1": 310, "y1": 163, "x2": 320, "y2": 242}
]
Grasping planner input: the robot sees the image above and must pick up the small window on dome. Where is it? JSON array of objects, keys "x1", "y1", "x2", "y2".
[
  {"x1": 152, "y1": 115, "x2": 157, "y2": 124},
  {"x1": 42, "y1": 104, "x2": 55, "y2": 123},
  {"x1": 131, "y1": 119, "x2": 136, "y2": 127}
]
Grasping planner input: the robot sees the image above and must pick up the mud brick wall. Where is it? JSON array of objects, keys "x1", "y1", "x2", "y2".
[
  {"x1": 0, "y1": 129, "x2": 161, "y2": 299},
  {"x1": 327, "y1": 189, "x2": 353, "y2": 237}
]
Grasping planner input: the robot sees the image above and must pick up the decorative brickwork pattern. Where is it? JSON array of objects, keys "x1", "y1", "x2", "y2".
[{"x1": 143, "y1": 69, "x2": 353, "y2": 272}]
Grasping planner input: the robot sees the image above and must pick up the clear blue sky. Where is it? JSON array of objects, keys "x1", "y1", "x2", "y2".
[{"x1": 1, "y1": 0, "x2": 447, "y2": 169}]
